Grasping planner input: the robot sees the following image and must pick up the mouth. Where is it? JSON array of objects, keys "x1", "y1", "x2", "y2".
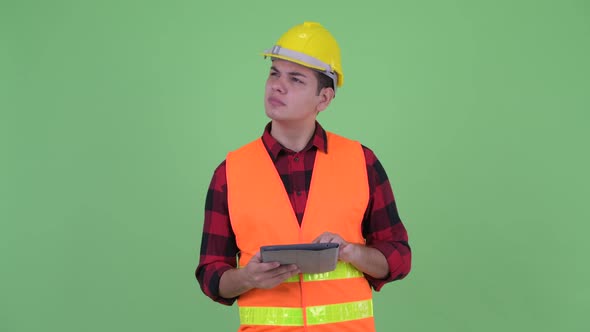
[{"x1": 267, "y1": 97, "x2": 286, "y2": 107}]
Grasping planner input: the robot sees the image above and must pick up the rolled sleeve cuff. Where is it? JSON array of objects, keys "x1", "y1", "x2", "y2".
[
  {"x1": 364, "y1": 241, "x2": 403, "y2": 291},
  {"x1": 197, "y1": 263, "x2": 238, "y2": 306}
]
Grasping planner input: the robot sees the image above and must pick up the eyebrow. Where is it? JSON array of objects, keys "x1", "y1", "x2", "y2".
[{"x1": 270, "y1": 66, "x2": 308, "y2": 78}]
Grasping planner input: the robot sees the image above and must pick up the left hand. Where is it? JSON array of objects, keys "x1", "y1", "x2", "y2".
[{"x1": 312, "y1": 232, "x2": 358, "y2": 263}]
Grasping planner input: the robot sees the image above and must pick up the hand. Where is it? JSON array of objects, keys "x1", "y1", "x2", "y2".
[
  {"x1": 241, "y1": 252, "x2": 300, "y2": 290},
  {"x1": 312, "y1": 232, "x2": 358, "y2": 263}
]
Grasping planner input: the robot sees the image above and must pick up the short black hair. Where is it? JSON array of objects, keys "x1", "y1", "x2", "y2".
[{"x1": 315, "y1": 71, "x2": 335, "y2": 95}]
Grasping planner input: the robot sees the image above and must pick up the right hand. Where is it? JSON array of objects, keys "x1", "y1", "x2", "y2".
[{"x1": 242, "y1": 252, "x2": 300, "y2": 290}]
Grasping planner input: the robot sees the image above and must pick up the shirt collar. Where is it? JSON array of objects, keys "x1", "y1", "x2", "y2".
[{"x1": 262, "y1": 121, "x2": 328, "y2": 161}]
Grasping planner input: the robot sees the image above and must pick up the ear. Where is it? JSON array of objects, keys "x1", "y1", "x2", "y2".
[{"x1": 316, "y1": 87, "x2": 335, "y2": 113}]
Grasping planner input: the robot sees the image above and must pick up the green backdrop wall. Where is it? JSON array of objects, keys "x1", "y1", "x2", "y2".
[{"x1": 1, "y1": 0, "x2": 589, "y2": 331}]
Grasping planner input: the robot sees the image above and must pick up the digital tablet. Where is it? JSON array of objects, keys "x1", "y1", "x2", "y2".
[{"x1": 260, "y1": 243, "x2": 339, "y2": 274}]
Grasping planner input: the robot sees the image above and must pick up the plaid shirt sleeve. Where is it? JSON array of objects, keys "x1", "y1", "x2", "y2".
[
  {"x1": 195, "y1": 160, "x2": 239, "y2": 305},
  {"x1": 361, "y1": 146, "x2": 412, "y2": 291}
]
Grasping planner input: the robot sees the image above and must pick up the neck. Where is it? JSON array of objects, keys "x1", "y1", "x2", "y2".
[{"x1": 270, "y1": 120, "x2": 316, "y2": 152}]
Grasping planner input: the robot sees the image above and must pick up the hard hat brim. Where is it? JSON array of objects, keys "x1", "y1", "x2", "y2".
[{"x1": 261, "y1": 51, "x2": 343, "y2": 87}]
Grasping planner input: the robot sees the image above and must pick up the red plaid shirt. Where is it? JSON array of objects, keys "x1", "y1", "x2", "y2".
[{"x1": 196, "y1": 122, "x2": 411, "y2": 305}]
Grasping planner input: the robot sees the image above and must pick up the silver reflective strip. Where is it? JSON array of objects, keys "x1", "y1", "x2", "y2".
[{"x1": 264, "y1": 45, "x2": 338, "y2": 88}]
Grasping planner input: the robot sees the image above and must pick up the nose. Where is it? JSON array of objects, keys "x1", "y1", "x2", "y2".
[{"x1": 270, "y1": 76, "x2": 286, "y2": 94}]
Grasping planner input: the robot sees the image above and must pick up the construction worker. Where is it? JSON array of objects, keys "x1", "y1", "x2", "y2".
[{"x1": 196, "y1": 22, "x2": 412, "y2": 331}]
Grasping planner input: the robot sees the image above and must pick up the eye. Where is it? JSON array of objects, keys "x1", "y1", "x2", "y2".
[
  {"x1": 291, "y1": 77, "x2": 303, "y2": 84},
  {"x1": 269, "y1": 71, "x2": 279, "y2": 77}
]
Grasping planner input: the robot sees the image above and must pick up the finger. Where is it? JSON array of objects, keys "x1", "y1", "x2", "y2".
[
  {"x1": 247, "y1": 254, "x2": 281, "y2": 272},
  {"x1": 312, "y1": 232, "x2": 331, "y2": 243},
  {"x1": 261, "y1": 275, "x2": 295, "y2": 289},
  {"x1": 264, "y1": 264, "x2": 298, "y2": 279},
  {"x1": 320, "y1": 235, "x2": 339, "y2": 244},
  {"x1": 256, "y1": 251, "x2": 285, "y2": 269},
  {"x1": 314, "y1": 234, "x2": 331, "y2": 243},
  {"x1": 267, "y1": 266, "x2": 301, "y2": 285},
  {"x1": 256, "y1": 265, "x2": 300, "y2": 289},
  {"x1": 253, "y1": 261, "x2": 281, "y2": 272},
  {"x1": 277, "y1": 267, "x2": 300, "y2": 280}
]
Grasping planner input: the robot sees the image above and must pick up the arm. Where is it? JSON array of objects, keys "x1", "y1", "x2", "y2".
[
  {"x1": 313, "y1": 147, "x2": 411, "y2": 289},
  {"x1": 195, "y1": 161, "x2": 239, "y2": 305},
  {"x1": 361, "y1": 146, "x2": 412, "y2": 289},
  {"x1": 196, "y1": 161, "x2": 299, "y2": 304}
]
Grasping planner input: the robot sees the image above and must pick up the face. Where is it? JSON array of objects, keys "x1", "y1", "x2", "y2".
[{"x1": 264, "y1": 59, "x2": 333, "y2": 125}]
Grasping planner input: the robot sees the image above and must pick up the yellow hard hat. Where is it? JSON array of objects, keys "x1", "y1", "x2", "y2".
[{"x1": 262, "y1": 22, "x2": 344, "y2": 88}]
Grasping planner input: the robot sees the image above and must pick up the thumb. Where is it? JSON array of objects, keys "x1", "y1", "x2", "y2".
[{"x1": 251, "y1": 251, "x2": 262, "y2": 263}]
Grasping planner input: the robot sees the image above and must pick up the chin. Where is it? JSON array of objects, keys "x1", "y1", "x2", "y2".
[
  {"x1": 265, "y1": 109, "x2": 278, "y2": 121},
  {"x1": 265, "y1": 105, "x2": 285, "y2": 120}
]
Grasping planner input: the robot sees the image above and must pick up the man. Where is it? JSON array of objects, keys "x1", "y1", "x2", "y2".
[{"x1": 196, "y1": 22, "x2": 411, "y2": 331}]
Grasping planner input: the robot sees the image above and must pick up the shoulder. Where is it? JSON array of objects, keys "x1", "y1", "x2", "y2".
[
  {"x1": 324, "y1": 131, "x2": 381, "y2": 164},
  {"x1": 360, "y1": 145, "x2": 390, "y2": 186},
  {"x1": 361, "y1": 145, "x2": 380, "y2": 167},
  {"x1": 213, "y1": 159, "x2": 227, "y2": 173},
  {"x1": 360, "y1": 145, "x2": 379, "y2": 166},
  {"x1": 325, "y1": 131, "x2": 365, "y2": 152},
  {"x1": 326, "y1": 131, "x2": 378, "y2": 160},
  {"x1": 208, "y1": 159, "x2": 227, "y2": 191},
  {"x1": 227, "y1": 137, "x2": 264, "y2": 158}
]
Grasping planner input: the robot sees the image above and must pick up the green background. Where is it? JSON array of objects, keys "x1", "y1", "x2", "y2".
[{"x1": 1, "y1": 0, "x2": 589, "y2": 331}]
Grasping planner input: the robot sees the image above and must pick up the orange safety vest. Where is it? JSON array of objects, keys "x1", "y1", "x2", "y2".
[{"x1": 226, "y1": 132, "x2": 375, "y2": 331}]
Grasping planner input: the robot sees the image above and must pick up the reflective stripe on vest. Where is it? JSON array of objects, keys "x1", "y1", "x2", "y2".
[
  {"x1": 285, "y1": 261, "x2": 364, "y2": 282},
  {"x1": 239, "y1": 299, "x2": 373, "y2": 326}
]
